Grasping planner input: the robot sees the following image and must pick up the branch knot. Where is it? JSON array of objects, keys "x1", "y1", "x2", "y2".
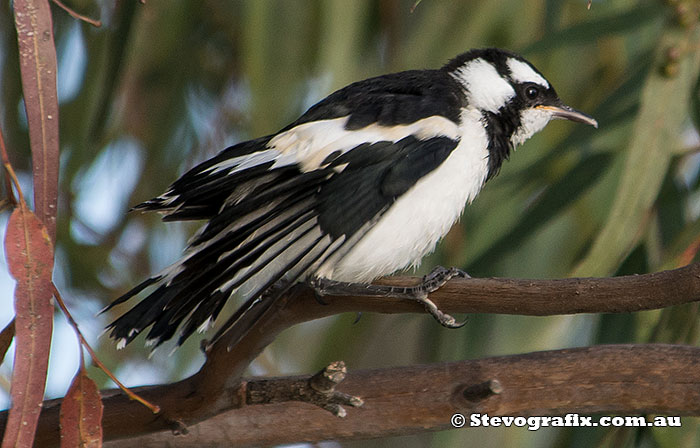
[{"x1": 246, "y1": 361, "x2": 363, "y2": 418}]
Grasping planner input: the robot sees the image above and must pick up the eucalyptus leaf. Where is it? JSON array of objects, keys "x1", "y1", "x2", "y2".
[
  {"x1": 524, "y1": 3, "x2": 666, "y2": 54},
  {"x1": 572, "y1": 27, "x2": 700, "y2": 277},
  {"x1": 467, "y1": 152, "x2": 612, "y2": 272}
]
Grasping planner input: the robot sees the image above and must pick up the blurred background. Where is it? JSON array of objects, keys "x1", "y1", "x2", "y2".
[{"x1": 1, "y1": 0, "x2": 699, "y2": 446}]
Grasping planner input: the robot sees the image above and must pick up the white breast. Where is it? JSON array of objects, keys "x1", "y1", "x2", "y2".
[{"x1": 323, "y1": 108, "x2": 490, "y2": 282}]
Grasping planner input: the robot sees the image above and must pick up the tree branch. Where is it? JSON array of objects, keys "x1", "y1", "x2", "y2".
[
  {"x1": 4, "y1": 263, "x2": 700, "y2": 446},
  {"x1": 246, "y1": 360, "x2": 363, "y2": 418},
  {"x1": 106, "y1": 344, "x2": 700, "y2": 447}
]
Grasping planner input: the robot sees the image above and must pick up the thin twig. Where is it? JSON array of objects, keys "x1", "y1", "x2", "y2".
[
  {"x1": 679, "y1": 237, "x2": 700, "y2": 267},
  {"x1": 410, "y1": 0, "x2": 422, "y2": 13},
  {"x1": 2, "y1": 162, "x2": 25, "y2": 209},
  {"x1": 0, "y1": 129, "x2": 18, "y2": 207},
  {"x1": 50, "y1": 0, "x2": 101, "y2": 27},
  {"x1": 51, "y1": 283, "x2": 160, "y2": 414}
]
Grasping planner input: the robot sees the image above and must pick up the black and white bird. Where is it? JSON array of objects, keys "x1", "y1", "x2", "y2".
[{"x1": 104, "y1": 48, "x2": 597, "y2": 351}]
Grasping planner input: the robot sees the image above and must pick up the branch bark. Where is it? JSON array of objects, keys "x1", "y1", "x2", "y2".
[
  {"x1": 3, "y1": 263, "x2": 700, "y2": 446},
  {"x1": 102, "y1": 344, "x2": 700, "y2": 447}
]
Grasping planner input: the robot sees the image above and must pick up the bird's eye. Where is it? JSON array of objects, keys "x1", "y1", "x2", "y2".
[{"x1": 525, "y1": 85, "x2": 540, "y2": 100}]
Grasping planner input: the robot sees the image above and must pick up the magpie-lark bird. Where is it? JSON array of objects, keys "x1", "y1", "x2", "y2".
[{"x1": 104, "y1": 48, "x2": 597, "y2": 351}]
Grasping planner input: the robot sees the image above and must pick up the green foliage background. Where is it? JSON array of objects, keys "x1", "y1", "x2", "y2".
[{"x1": 1, "y1": 0, "x2": 699, "y2": 446}]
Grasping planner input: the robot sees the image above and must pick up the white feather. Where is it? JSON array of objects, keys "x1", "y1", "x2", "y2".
[
  {"x1": 450, "y1": 58, "x2": 515, "y2": 114},
  {"x1": 237, "y1": 230, "x2": 332, "y2": 297},
  {"x1": 206, "y1": 150, "x2": 294, "y2": 175},
  {"x1": 215, "y1": 218, "x2": 321, "y2": 294},
  {"x1": 197, "y1": 115, "x2": 462, "y2": 181},
  {"x1": 322, "y1": 107, "x2": 490, "y2": 282},
  {"x1": 214, "y1": 199, "x2": 314, "y2": 264},
  {"x1": 511, "y1": 108, "x2": 553, "y2": 146},
  {"x1": 156, "y1": 199, "x2": 292, "y2": 287},
  {"x1": 269, "y1": 116, "x2": 462, "y2": 172},
  {"x1": 506, "y1": 58, "x2": 550, "y2": 88},
  {"x1": 197, "y1": 316, "x2": 214, "y2": 333}
]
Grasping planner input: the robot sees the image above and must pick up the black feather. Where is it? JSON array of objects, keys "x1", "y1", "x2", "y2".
[
  {"x1": 317, "y1": 136, "x2": 458, "y2": 239},
  {"x1": 133, "y1": 136, "x2": 274, "y2": 220},
  {"x1": 285, "y1": 70, "x2": 466, "y2": 131}
]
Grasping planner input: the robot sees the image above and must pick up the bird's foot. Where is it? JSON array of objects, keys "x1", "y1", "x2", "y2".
[{"x1": 308, "y1": 266, "x2": 469, "y2": 328}]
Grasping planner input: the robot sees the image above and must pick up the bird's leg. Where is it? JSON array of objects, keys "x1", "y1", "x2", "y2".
[{"x1": 309, "y1": 266, "x2": 469, "y2": 328}]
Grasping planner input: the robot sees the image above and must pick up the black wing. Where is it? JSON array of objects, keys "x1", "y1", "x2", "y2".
[
  {"x1": 105, "y1": 70, "x2": 465, "y2": 349},
  {"x1": 286, "y1": 69, "x2": 466, "y2": 130},
  {"x1": 133, "y1": 136, "x2": 274, "y2": 221},
  {"x1": 134, "y1": 68, "x2": 465, "y2": 222}
]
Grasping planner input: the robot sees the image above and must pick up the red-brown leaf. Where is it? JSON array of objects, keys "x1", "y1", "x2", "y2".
[
  {"x1": 1, "y1": 204, "x2": 55, "y2": 448},
  {"x1": 60, "y1": 367, "x2": 104, "y2": 448},
  {"x1": 14, "y1": 0, "x2": 60, "y2": 242}
]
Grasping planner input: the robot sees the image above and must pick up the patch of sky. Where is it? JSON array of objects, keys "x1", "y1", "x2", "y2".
[
  {"x1": 57, "y1": 21, "x2": 86, "y2": 104},
  {"x1": 70, "y1": 138, "x2": 144, "y2": 244},
  {"x1": 147, "y1": 221, "x2": 188, "y2": 273}
]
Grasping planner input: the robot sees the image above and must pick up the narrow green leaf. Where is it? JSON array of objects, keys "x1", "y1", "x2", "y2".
[
  {"x1": 512, "y1": 55, "x2": 653, "y2": 182},
  {"x1": 467, "y1": 152, "x2": 612, "y2": 271},
  {"x1": 572, "y1": 27, "x2": 700, "y2": 277},
  {"x1": 689, "y1": 72, "x2": 700, "y2": 133},
  {"x1": 524, "y1": 3, "x2": 666, "y2": 54}
]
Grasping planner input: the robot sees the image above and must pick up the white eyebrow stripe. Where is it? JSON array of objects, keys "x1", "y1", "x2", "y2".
[
  {"x1": 507, "y1": 58, "x2": 549, "y2": 88},
  {"x1": 451, "y1": 58, "x2": 515, "y2": 114}
]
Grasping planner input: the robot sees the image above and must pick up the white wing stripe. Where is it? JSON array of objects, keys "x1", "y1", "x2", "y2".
[
  {"x1": 201, "y1": 115, "x2": 461, "y2": 178},
  {"x1": 267, "y1": 115, "x2": 462, "y2": 172}
]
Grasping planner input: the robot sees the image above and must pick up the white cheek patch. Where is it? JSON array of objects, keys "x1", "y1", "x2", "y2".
[
  {"x1": 511, "y1": 108, "x2": 552, "y2": 147},
  {"x1": 507, "y1": 58, "x2": 549, "y2": 88},
  {"x1": 452, "y1": 58, "x2": 515, "y2": 113}
]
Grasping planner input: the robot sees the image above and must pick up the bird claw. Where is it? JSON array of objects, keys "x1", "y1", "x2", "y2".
[
  {"x1": 307, "y1": 277, "x2": 331, "y2": 305},
  {"x1": 308, "y1": 266, "x2": 469, "y2": 329},
  {"x1": 416, "y1": 293, "x2": 468, "y2": 329},
  {"x1": 421, "y1": 266, "x2": 470, "y2": 293}
]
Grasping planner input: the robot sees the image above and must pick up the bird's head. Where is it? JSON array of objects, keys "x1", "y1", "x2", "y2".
[{"x1": 444, "y1": 48, "x2": 597, "y2": 148}]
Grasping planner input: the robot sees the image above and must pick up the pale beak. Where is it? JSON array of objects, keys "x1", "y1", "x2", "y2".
[{"x1": 536, "y1": 104, "x2": 598, "y2": 128}]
